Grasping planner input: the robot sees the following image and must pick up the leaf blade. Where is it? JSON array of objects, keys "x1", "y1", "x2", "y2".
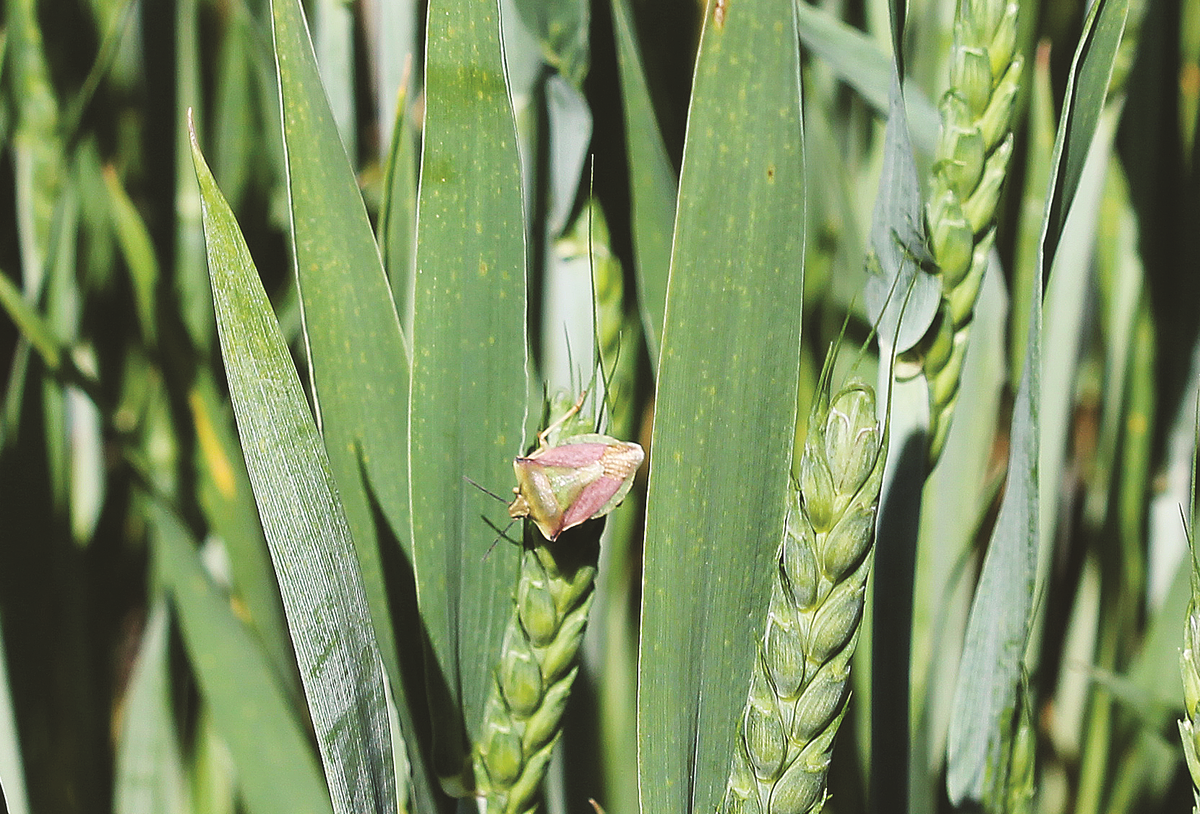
[
  {"x1": 637, "y1": 3, "x2": 807, "y2": 813},
  {"x1": 191, "y1": 122, "x2": 396, "y2": 814},
  {"x1": 409, "y1": 0, "x2": 529, "y2": 781},
  {"x1": 270, "y1": 0, "x2": 438, "y2": 808}
]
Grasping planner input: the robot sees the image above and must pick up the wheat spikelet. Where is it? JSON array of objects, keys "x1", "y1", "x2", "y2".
[
  {"x1": 924, "y1": 0, "x2": 1022, "y2": 463},
  {"x1": 720, "y1": 380, "x2": 885, "y2": 814}
]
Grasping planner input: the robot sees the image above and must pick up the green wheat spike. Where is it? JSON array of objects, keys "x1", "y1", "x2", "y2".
[
  {"x1": 923, "y1": 0, "x2": 1022, "y2": 464},
  {"x1": 720, "y1": 380, "x2": 886, "y2": 814},
  {"x1": 473, "y1": 530, "x2": 598, "y2": 814}
]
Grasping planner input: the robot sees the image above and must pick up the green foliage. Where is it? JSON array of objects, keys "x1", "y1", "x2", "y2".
[{"x1": 1, "y1": 0, "x2": 1199, "y2": 814}]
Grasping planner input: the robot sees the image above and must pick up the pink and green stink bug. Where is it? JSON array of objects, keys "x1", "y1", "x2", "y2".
[{"x1": 508, "y1": 394, "x2": 644, "y2": 541}]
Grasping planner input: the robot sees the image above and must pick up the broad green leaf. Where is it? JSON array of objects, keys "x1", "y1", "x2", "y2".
[
  {"x1": 152, "y1": 504, "x2": 332, "y2": 814},
  {"x1": 608, "y1": 0, "x2": 676, "y2": 367},
  {"x1": 410, "y1": 0, "x2": 528, "y2": 783},
  {"x1": 637, "y1": 2, "x2": 805, "y2": 813},
  {"x1": 191, "y1": 127, "x2": 396, "y2": 814},
  {"x1": 113, "y1": 599, "x2": 189, "y2": 814},
  {"x1": 945, "y1": 0, "x2": 1130, "y2": 802},
  {"x1": 270, "y1": 1, "x2": 437, "y2": 809}
]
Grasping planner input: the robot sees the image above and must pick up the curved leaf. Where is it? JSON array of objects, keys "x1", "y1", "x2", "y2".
[{"x1": 191, "y1": 124, "x2": 396, "y2": 814}]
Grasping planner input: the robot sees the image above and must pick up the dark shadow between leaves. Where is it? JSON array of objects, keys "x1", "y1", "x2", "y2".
[{"x1": 359, "y1": 451, "x2": 463, "y2": 814}]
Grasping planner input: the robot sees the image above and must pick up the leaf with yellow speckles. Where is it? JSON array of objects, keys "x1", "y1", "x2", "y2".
[
  {"x1": 637, "y1": 0, "x2": 806, "y2": 812},
  {"x1": 408, "y1": 0, "x2": 529, "y2": 786}
]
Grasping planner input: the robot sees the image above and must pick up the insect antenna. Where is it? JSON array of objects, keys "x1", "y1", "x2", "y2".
[
  {"x1": 463, "y1": 474, "x2": 509, "y2": 504},
  {"x1": 462, "y1": 476, "x2": 523, "y2": 558},
  {"x1": 482, "y1": 517, "x2": 520, "y2": 560}
]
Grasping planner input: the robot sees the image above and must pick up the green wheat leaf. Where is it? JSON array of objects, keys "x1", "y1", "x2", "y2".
[
  {"x1": 409, "y1": 0, "x2": 529, "y2": 786},
  {"x1": 191, "y1": 124, "x2": 396, "y2": 814},
  {"x1": 269, "y1": 0, "x2": 436, "y2": 807},
  {"x1": 637, "y1": 1, "x2": 806, "y2": 812}
]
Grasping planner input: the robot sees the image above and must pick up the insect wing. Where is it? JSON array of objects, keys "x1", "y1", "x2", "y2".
[
  {"x1": 512, "y1": 444, "x2": 606, "y2": 539},
  {"x1": 551, "y1": 436, "x2": 644, "y2": 533}
]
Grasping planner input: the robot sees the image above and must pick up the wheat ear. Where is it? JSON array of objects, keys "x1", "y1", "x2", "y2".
[
  {"x1": 720, "y1": 380, "x2": 885, "y2": 814},
  {"x1": 924, "y1": 0, "x2": 1022, "y2": 463},
  {"x1": 1180, "y1": 555, "x2": 1200, "y2": 813},
  {"x1": 473, "y1": 537, "x2": 597, "y2": 814}
]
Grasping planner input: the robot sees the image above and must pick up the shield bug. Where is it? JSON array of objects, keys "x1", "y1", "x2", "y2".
[{"x1": 508, "y1": 394, "x2": 644, "y2": 541}]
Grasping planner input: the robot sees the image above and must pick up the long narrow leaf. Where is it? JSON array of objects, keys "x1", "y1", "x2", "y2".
[
  {"x1": 190, "y1": 122, "x2": 396, "y2": 814},
  {"x1": 270, "y1": 1, "x2": 437, "y2": 809},
  {"x1": 637, "y1": 1, "x2": 806, "y2": 812},
  {"x1": 409, "y1": 0, "x2": 528, "y2": 782}
]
